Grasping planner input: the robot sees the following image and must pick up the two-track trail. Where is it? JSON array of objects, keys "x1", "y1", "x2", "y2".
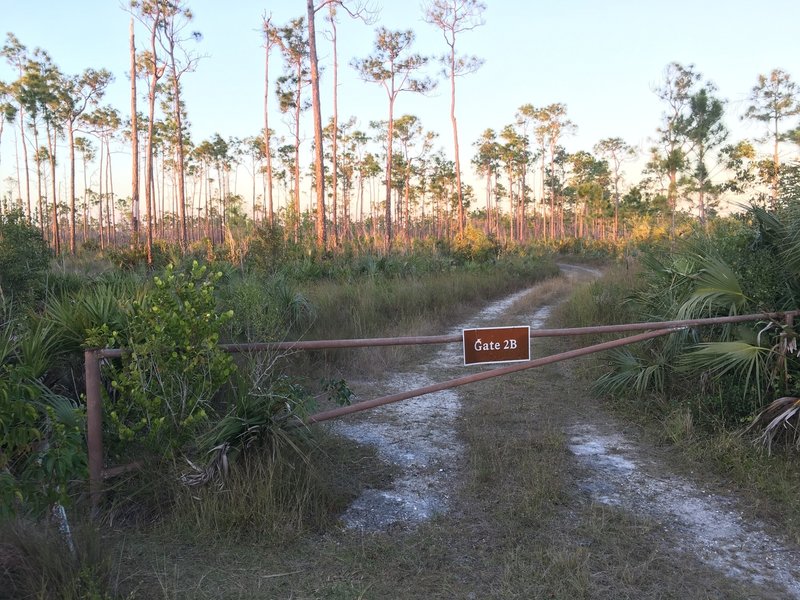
[{"x1": 330, "y1": 264, "x2": 800, "y2": 598}]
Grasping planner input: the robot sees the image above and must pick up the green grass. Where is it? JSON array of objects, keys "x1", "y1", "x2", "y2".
[
  {"x1": 90, "y1": 263, "x2": 786, "y2": 598},
  {"x1": 297, "y1": 256, "x2": 559, "y2": 377},
  {"x1": 166, "y1": 431, "x2": 391, "y2": 546},
  {"x1": 20, "y1": 257, "x2": 796, "y2": 598}
]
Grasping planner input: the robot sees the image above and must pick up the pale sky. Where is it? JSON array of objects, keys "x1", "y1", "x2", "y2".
[{"x1": 1, "y1": 0, "x2": 799, "y2": 206}]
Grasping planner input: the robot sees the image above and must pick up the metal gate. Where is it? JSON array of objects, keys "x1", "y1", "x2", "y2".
[{"x1": 83, "y1": 310, "x2": 798, "y2": 512}]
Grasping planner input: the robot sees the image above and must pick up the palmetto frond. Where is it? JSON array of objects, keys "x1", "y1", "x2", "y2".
[
  {"x1": 751, "y1": 203, "x2": 800, "y2": 281},
  {"x1": 679, "y1": 341, "x2": 774, "y2": 404},
  {"x1": 184, "y1": 376, "x2": 312, "y2": 487},
  {"x1": 744, "y1": 396, "x2": 800, "y2": 454},
  {"x1": 750, "y1": 204, "x2": 787, "y2": 248},
  {"x1": 677, "y1": 256, "x2": 749, "y2": 320},
  {"x1": 32, "y1": 379, "x2": 83, "y2": 431},
  {"x1": 45, "y1": 283, "x2": 131, "y2": 352},
  {"x1": 594, "y1": 347, "x2": 668, "y2": 396},
  {"x1": 633, "y1": 252, "x2": 697, "y2": 321}
]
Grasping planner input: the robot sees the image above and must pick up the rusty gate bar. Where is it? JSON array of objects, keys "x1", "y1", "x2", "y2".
[
  {"x1": 219, "y1": 334, "x2": 462, "y2": 352},
  {"x1": 528, "y1": 311, "x2": 800, "y2": 337},
  {"x1": 305, "y1": 328, "x2": 680, "y2": 424},
  {"x1": 90, "y1": 311, "x2": 800, "y2": 361}
]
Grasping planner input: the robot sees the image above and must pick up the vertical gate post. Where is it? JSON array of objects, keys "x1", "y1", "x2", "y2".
[{"x1": 85, "y1": 349, "x2": 103, "y2": 517}]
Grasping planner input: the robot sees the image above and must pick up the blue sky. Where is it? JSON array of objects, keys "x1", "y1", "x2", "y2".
[{"x1": 1, "y1": 0, "x2": 799, "y2": 202}]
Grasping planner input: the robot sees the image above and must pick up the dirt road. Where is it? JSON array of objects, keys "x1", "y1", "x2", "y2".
[{"x1": 331, "y1": 264, "x2": 800, "y2": 599}]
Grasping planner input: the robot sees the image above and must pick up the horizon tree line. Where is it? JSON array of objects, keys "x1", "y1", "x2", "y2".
[{"x1": 1, "y1": 2, "x2": 799, "y2": 259}]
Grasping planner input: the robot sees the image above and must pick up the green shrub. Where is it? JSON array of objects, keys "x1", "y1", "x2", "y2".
[
  {"x1": 452, "y1": 226, "x2": 500, "y2": 263},
  {"x1": 0, "y1": 311, "x2": 86, "y2": 518},
  {"x1": 97, "y1": 261, "x2": 235, "y2": 458},
  {"x1": 244, "y1": 223, "x2": 291, "y2": 274},
  {"x1": 0, "y1": 210, "x2": 51, "y2": 304}
]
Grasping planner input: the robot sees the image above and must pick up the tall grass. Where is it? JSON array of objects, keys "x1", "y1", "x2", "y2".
[
  {"x1": 554, "y1": 263, "x2": 640, "y2": 332},
  {"x1": 0, "y1": 520, "x2": 113, "y2": 600},
  {"x1": 170, "y1": 447, "x2": 330, "y2": 543},
  {"x1": 299, "y1": 256, "x2": 559, "y2": 375},
  {"x1": 167, "y1": 432, "x2": 385, "y2": 545}
]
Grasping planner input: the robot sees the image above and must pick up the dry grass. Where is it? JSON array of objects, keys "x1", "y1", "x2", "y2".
[
  {"x1": 0, "y1": 519, "x2": 114, "y2": 600},
  {"x1": 103, "y1": 264, "x2": 786, "y2": 598}
]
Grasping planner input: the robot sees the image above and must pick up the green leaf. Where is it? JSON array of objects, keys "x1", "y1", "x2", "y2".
[
  {"x1": 679, "y1": 341, "x2": 773, "y2": 403},
  {"x1": 678, "y1": 256, "x2": 749, "y2": 319}
]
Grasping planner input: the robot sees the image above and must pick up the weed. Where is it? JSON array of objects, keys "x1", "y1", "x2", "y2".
[{"x1": 0, "y1": 519, "x2": 113, "y2": 600}]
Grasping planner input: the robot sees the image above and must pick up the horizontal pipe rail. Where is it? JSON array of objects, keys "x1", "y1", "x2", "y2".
[
  {"x1": 528, "y1": 311, "x2": 800, "y2": 337},
  {"x1": 305, "y1": 328, "x2": 680, "y2": 424},
  {"x1": 90, "y1": 310, "x2": 800, "y2": 359}
]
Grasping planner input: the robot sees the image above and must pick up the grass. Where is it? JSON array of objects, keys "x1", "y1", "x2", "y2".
[
  {"x1": 287, "y1": 256, "x2": 559, "y2": 382},
  {"x1": 35, "y1": 259, "x2": 798, "y2": 598},
  {"x1": 555, "y1": 262, "x2": 800, "y2": 548},
  {"x1": 166, "y1": 431, "x2": 392, "y2": 545},
  {"x1": 0, "y1": 519, "x2": 114, "y2": 600}
]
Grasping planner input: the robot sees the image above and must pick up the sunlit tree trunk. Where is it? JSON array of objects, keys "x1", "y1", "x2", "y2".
[
  {"x1": 261, "y1": 15, "x2": 275, "y2": 227},
  {"x1": 328, "y1": 5, "x2": 340, "y2": 246},
  {"x1": 130, "y1": 17, "x2": 140, "y2": 248},
  {"x1": 307, "y1": 0, "x2": 326, "y2": 249},
  {"x1": 106, "y1": 141, "x2": 116, "y2": 246},
  {"x1": 47, "y1": 124, "x2": 59, "y2": 254},
  {"x1": 97, "y1": 135, "x2": 104, "y2": 248}
]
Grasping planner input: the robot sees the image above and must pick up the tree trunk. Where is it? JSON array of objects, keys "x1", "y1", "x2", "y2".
[
  {"x1": 18, "y1": 108, "x2": 32, "y2": 223},
  {"x1": 262, "y1": 18, "x2": 274, "y2": 227},
  {"x1": 385, "y1": 99, "x2": 395, "y2": 249},
  {"x1": 31, "y1": 123, "x2": 44, "y2": 236},
  {"x1": 130, "y1": 17, "x2": 140, "y2": 248},
  {"x1": 307, "y1": 0, "x2": 326, "y2": 249},
  {"x1": 67, "y1": 121, "x2": 77, "y2": 254},
  {"x1": 144, "y1": 27, "x2": 160, "y2": 264},
  {"x1": 107, "y1": 141, "x2": 116, "y2": 246},
  {"x1": 329, "y1": 5, "x2": 340, "y2": 247},
  {"x1": 168, "y1": 48, "x2": 187, "y2": 248},
  {"x1": 98, "y1": 136, "x2": 104, "y2": 248},
  {"x1": 449, "y1": 46, "x2": 464, "y2": 237},
  {"x1": 81, "y1": 149, "x2": 88, "y2": 243},
  {"x1": 48, "y1": 127, "x2": 59, "y2": 255},
  {"x1": 773, "y1": 114, "x2": 780, "y2": 201}
]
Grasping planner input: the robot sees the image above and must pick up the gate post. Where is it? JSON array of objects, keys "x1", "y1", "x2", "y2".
[{"x1": 85, "y1": 348, "x2": 103, "y2": 517}]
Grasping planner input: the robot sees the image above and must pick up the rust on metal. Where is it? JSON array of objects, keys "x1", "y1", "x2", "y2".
[
  {"x1": 305, "y1": 328, "x2": 680, "y2": 424},
  {"x1": 92, "y1": 310, "x2": 800, "y2": 360}
]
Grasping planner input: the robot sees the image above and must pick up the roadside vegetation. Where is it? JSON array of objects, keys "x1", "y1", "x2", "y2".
[
  {"x1": 6, "y1": 188, "x2": 800, "y2": 596},
  {"x1": 0, "y1": 214, "x2": 564, "y2": 598},
  {"x1": 557, "y1": 203, "x2": 800, "y2": 544}
]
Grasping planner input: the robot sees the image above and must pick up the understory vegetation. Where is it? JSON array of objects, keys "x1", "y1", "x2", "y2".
[
  {"x1": 561, "y1": 204, "x2": 800, "y2": 432},
  {"x1": 5, "y1": 200, "x2": 800, "y2": 596},
  {"x1": 0, "y1": 217, "x2": 561, "y2": 598},
  {"x1": 557, "y1": 203, "x2": 800, "y2": 542}
]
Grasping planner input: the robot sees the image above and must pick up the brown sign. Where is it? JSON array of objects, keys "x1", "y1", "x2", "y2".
[{"x1": 462, "y1": 326, "x2": 530, "y2": 365}]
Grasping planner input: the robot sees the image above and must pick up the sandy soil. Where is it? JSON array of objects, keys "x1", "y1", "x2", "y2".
[{"x1": 330, "y1": 264, "x2": 800, "y2": 597}]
